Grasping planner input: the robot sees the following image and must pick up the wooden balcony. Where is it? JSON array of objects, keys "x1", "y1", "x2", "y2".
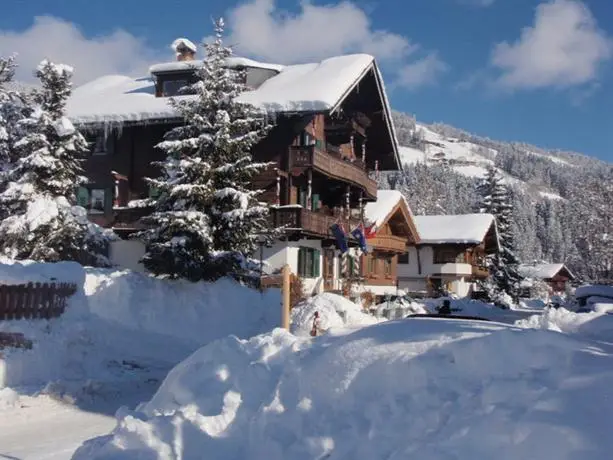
[
  {"x1": 472, "y1": 265, "x2": 489, "y2": 278},
  {"x1": 112, "y1": 206, "x2": 153, "y2": 231},
  {"x1": 270, "y1": 206, "x2": 358, "y2": 239},
  {"x1": 288, "y1": 145, "x2": 377, "y2": 199},
  {"x1": 368, "y1": 234, "x2": 407, "y2": 253}
]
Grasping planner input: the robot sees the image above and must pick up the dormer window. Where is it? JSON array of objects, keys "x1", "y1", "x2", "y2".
[{"x1": 162, "y1": 79, "x2": 188, "y2": 97}]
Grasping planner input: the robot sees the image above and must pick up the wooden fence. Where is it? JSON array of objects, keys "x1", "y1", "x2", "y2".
[{"x1": 0, "y1": 282, "x2": 78, "y2": 320}]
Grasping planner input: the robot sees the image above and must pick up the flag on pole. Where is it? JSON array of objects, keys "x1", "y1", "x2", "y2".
[
  {"x1": 351, "y1": 224, "x2": 369, "y2": 254},
  {"x1": 330, "y1": 223, "x2": 348, "y2": 253}
]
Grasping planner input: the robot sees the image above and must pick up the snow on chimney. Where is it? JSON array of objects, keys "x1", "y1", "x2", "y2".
[{"x1": 171, "y1": 38, "x2": 197, "y2": 62}]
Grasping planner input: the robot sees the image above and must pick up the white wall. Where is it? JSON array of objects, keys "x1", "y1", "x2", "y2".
[
  {"x1": 262, "y1": 239, "x2": 325, "y2": 296},
  {"x1": 109, "y1": 239, "x2": 146, "y2": 273},
  {"x1": 397, "y1": 246, "x2": 476, "y2": 297}
]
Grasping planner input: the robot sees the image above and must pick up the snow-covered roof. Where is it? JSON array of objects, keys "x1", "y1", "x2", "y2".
[
  {"x1": 225, "y1": 57, "x2": 284, "y2": 73},
  {"x1": 364, "y1": 190, "x2": 409, "y2": 230},
  {"x1": 67, "y1": 54, "x2": 378, "y2": 125},
  {"x1": 518, "y1": 263, "x2": 575, "y2": 280},
  {"x1": 414, "y1": 214, "x2": 496, "y2": 245},
  {"x1": 149, "y1": 61, "x2": 201, "y2": 74}
]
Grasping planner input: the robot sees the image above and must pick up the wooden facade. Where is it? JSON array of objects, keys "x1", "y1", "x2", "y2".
[
  {"x1": 78, "y1": 66, "x2": 397, "y2": 245},
  {"x1": 361, "y1": 197, "x2": 419, "y2": 289}
]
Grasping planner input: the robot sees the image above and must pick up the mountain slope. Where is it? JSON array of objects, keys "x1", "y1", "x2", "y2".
[{"x1": 387, "y1": 111, "x2": 613, "y2": 282}]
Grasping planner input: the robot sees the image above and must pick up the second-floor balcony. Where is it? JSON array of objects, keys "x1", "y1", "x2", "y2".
[
  {"x1": 288, "y1": 145, "x2": 377, "y2": 199},
  {"x1": 368, "y1": 234, "x2": 407, "y2": 253},
  {"x1": 270, "y1": 206, "x2": 359, "y2": 239}
]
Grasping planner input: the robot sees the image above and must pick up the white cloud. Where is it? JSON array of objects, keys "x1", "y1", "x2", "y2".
[
  {"x1": 225, "y1": 0, "x2": 446, "y2": 89},
  {"x1": 397, "y1": 53, "x2": 449, "y2": 90},
  {"x1": 0, "y1": 16, "x2": 163, "y2": 85},
  {"x1": 491, "y1": 0, "x2": 612, "y2": 89}
]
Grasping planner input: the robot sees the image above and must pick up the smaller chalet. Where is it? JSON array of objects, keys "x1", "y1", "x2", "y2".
[
  {"x1": 355, "y1": 190, "x2": 420, "y2": 299},
  {"x1": 518, "y1": 263, "x2": 576, "y2": 295},
  {"x1": 398, "y1": 213, "x2": 499, "y2": 297}
]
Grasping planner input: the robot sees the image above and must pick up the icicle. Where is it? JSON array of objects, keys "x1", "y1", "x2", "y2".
[
  {"x1": 361, "y1": 141, "x2": 366, "y2": 164},
  {"x1": 276, "y1": 172, "x2": 281, "y2": 206},
  {"x1": 307, "y1": 169, "x2": 312, "y2": 210}
]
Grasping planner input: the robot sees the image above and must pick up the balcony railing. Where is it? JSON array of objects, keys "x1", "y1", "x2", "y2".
[
  {"x1": 270, "y1": 206, "x2": 359, "y2": 239},
  {"x1": 112, "y1": 206, "x2": 153, "y2": 231},
  {"x1": 367, "y1": 234, "x2": 407, "y2": 253},
  {"x1": 288, "y1": 145, "x2": 377, "y2": 199},
  {"x1": 472, "y1": 265, "x2": 489, "y2": 278}
]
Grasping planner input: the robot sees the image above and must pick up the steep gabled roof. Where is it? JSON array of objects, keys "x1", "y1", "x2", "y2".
[
  {"x1": 518, "y1": 263, "x2": 576, "y2": 281},
  {"x1": 66, "y1": 53, "x2": 401, "y2": 170},
  {"x1": 414, "y1": 214, "x2": 497, "y2": 246},
  {"x1": 364, "y1": 190, "x2": 420, "y2": 243}
]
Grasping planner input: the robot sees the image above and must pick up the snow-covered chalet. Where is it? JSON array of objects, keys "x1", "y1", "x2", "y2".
[
  {"x1": 66, "y1": 39, "x2": 402, "y2": 293},
  {"x1": 398, "y1": 214, "x2": 499, "y2": 297}
]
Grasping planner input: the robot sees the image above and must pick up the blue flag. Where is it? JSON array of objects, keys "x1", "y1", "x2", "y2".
[
  {"x1": 330, "y1": 223, "x2": 348, "y2": 253},
  {"x1": 351, "y1": 225, "x2": 369, "y2": 254}
]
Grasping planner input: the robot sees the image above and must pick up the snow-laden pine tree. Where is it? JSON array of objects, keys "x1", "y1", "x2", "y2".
[
  {"x1": 0, "y1": 55, "x2": 30, "y2": 209},
  {"x1": 139, "y1": 18, "x2": 275, "y2": 281},
  {"x1": 476, "y1": 164, "x2": 523, "y2": 306},
  {"x1": 0, "y1": 59, "x2": 115, "y2": 266}
]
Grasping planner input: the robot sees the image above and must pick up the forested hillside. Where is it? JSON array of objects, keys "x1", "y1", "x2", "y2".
[{"x1": 383, "y1": 111, "x2": 613, "y2": 282}]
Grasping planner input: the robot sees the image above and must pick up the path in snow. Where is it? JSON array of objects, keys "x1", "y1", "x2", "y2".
[{"x1": 0, "y1": 379, "x2": 160, "y2": 460}]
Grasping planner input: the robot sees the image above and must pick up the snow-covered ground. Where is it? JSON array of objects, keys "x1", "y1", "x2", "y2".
[
  {"x1": 3, "y1": 259, "x2": 613, "y2": 459},
  {"x1": 0, "y1": 259, "x2": 281, "y2": 459},
  {"x1": 73, "y1": 313, "x2": 613, "y2": 459}
]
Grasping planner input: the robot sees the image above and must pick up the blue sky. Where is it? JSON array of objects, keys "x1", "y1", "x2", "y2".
[{"x1": 1, "y1": 0, "x2": 611, "y2": 162}]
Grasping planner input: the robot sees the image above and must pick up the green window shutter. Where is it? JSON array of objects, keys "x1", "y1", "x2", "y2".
[
  {"x1": 315, "y1": 139, "x2": 323, "y2": 149},
  {"x1": 312, "y1": 249, "x2": 321, "y2": 277},
  {"x1": 149, "y1": 185, "x2": 161, "y2": 199},
  {"x1": 348, "y1": 256, "x2": 354, "y2": 277},
  {"x1": 312, "y1": 193, "x2": 320, "y2": 210},
  {"x1": 76, "y1": 187, "x2": 89, "y2": 207},
  {"x1": 298, "y1": 248, "x2": 305, "y2": 277}
]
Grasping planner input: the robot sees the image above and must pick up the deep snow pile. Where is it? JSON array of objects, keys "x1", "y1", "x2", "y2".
[
  {"x1": 517, "y1": 306, "x2": 613, "y2": 342},
  {"x1": 0, "y1": 260, "x2": 280, "y2": 389},
  {"x1": 74, "y1": 319, "x2": 613, "y2": 459},
  {"x1": 290, "y1": 292, "x2": 380, "y2": 336}
]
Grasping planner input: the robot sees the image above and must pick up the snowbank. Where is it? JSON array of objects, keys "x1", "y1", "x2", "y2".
[
  {"x1": 74, "y1": 319, "x2": 613, "y2": 459},
  {"x1": 516, "y1": 307, "x2": 613, "y2": 342},
  {"x1": 0, "y1": 261, "x2": 281, "y2": 389},
  {"x1": 290, "y1": 292, "x2": 379, "y2": 336}
]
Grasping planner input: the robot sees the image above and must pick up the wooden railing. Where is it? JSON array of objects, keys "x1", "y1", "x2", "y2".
[
  {"x1": 368, "y1": 234, "x2": 407, "y2": 253},
  {"x1": 289, "y1": 145, "x2": 377, "y2": 198},
  {"x1": 472, "y1": 265, "x2": 489, "y2": 278},
  {"x1": 270, "y1": 207, "x2": 359, "y2": 238},
  {"x1": 112, "y1": 206, "x2": 154, "y2": 231},
  {"x1": 0, "y1": 282, "x2": 78, "y2": 320}
]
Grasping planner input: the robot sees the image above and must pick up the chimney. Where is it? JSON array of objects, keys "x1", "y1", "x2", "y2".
[{"x1": 171, "y1": 38, "x2": 197, "y2": 62}]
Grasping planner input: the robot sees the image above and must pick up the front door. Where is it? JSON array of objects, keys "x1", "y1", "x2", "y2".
[{"x1": 323, "y1": 249, "x2": 335, "y2": 290}]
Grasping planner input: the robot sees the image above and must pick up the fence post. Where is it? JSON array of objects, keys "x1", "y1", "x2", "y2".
[{"x1": 281, "y1": 264, "x2": 291, "y2": 331}]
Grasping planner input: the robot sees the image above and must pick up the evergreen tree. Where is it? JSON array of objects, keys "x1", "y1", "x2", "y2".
[
  {"x1": 476, "y1": 165, "x2": 523, "y2": 305},
  {"x1": 0, "y1": 55, "x2": 30, "y2": 196},
  {"x1": 139, "y1": 18, "x2": 275, "y2": 281},
  {"x1": 0, "y1": 59, "x2": 115, "y2": 265}
]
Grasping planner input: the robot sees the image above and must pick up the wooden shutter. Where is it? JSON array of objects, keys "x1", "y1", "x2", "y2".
[
  {"x1": 312, "y1": 249, "x2": 321, "y2": 277},
  {"x1": 312, "y1": 193, "x2": 320, "y2": 210},
  {"x1": 298, "y1": 248, "x2": 305, "y2": 277}
]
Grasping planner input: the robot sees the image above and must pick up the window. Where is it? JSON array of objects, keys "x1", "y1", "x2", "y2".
[
  {"x1": 384, "y1": 257, "x2": 392, "y2": 276},
  {"x1": 368, "y1": 255, "x2": 378, "y2": 275},
  {"x1": 433, "y1": 247, "x2": 461, "y2": 264},
  {"x1": 87, "y1": 133, "x2": 112, "y2": 155},
  {"x1": 90, "y1": 189, "x2": 106, "y2": 213},
  {"x1": 162, "y1": 79, "x2": 188, "y2": 96},
  {"x1": 298, "y1": 247, "x2": 320, "y2": 278},
  {"x1": 76, "y1": 186, "x2": 108, "y2": 214},
  {"x1": 149, "y1": 185, "x2": 161, "y2": 200},
  {"x1": 298, "y1": 131, "x2": 314, "y2": 146},
  {"x1": 398, "y1": 252, "x2": 409, "y2": 264}
]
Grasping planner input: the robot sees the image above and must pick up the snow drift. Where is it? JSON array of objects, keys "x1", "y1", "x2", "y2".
[
  {"x1": 290, "y1": 292, "x2": 379, "y2": 336},
  {"x1": 74, "y1": 318, "x2": 613, "y2": 459},
  {"x1": 0, "y1": 260, "x2": 280, "y2": 389}
]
